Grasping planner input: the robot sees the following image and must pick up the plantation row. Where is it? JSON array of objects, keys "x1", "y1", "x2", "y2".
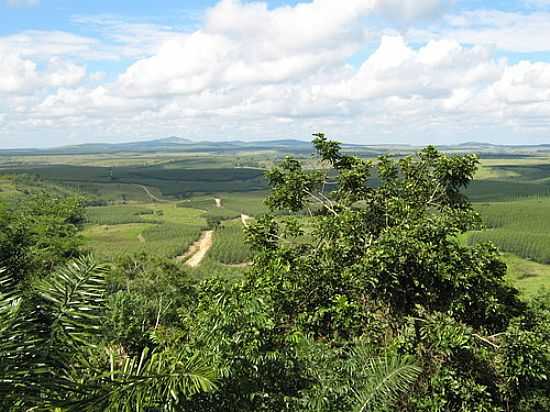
[
  {"x1": 0, "y1": 165, "x2": 268, "y2": 198},
  {"x1": 83, "y1": 222, "x2": 207, "y2": 260},
  {"x1": 468, "y1": 230, "x2": 550, "y2": 264},
  {"x1": 85, "y1": 205, "x2": 159, "y2": 225},
  {"x1": 83, "y1": 202, "x2": 256, "y2": 266},
  {"x1": 208, "y1": 222, "x2": 251, "y2": 264},
  {"x1": 468, "y1": 197, "x2": 550, "y2": 264}
]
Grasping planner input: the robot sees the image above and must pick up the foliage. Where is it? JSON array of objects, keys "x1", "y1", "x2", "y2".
[
  {"x1": 0, "y1": 194, "x2": 84, "y2": 283},
  {"x1": 208, "y1": 221, "x2": 251, "y2": 264},
  {"x1": 2, "y1": 136, "x2": 550, "y2": 410},
  {"x1": 242, "y1": 134, "x2": 548, "y2": 409},
  {"x1": 469, "y1": 197, "x2": 550, "y2": 263},
  {"x1": 0, "y1": 256, "x2": 218, "y2": 411}
]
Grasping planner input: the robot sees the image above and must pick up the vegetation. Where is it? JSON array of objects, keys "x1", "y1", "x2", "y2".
[
  {"x1": 503, "y1": 254, "x2": 550, "y2": 298},
  {"x1": 469, "y1": 197, "x2": 550, "y2": 263},
  {"x1": 208, "y1": 221, "x2": 251, "y2": 264},
  {"x1": 1, "y1": 164, "x2": 268, "y2": 199},
  {"x1": 83, "y1": 205, "x2": 206, "y2": 260},
  {"x1": 85, "y1": 205, "x2": 157, "y2": 225},
  {"x1": 0, "y1": 136, "x2": 549, "y2": 410}
]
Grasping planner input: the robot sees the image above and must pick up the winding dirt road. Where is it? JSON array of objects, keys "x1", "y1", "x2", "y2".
[
  {"x1": 139, "y1": 185, "x2": 166, "y2": 203},
  {"x1": 178, "y1": 230, "x2": 214, "y2": 268}
]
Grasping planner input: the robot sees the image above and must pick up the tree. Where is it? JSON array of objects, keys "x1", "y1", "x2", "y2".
[
  {"x1": 243, "y1": 134, "x2": 547, "y2": 410},
  {"x1": 0, "y1": 194, "x2": 84, "y2": 285}
]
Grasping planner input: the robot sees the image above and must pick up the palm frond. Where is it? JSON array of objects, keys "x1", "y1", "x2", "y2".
[
  {"x1": 352, "y1": 349, "x2": 422, "y2": 412},
  {"x1": 65, "y1": 347, "x2": 218, "y2": 412},
  {"x1": 34, "y1": 256, "x2": 107, "y2": 348},
  {"x1": 0, "y1": 268, "x2": 46, "y2": 402}
]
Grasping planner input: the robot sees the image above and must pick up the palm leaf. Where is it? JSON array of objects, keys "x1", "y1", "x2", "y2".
[
  {"x1": 351, "y1": 348, "x2": 422, "y2": 412},
  {"x1": 64, "y1": 347, "x2": 218, "y2": 412},
  {"x1": 34, "y1": 256, "x2": 107, "y2": 348}
]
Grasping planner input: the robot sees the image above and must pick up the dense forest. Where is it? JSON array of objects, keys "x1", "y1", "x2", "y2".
[{"x1": 1, "y1": 136, "x2": 548, "y2": 411}]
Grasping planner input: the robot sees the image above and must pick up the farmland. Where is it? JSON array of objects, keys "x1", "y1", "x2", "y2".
[
  {"x1": 0, "y1": 164, "x2": 268, "y2": 201},
  {"x1": 0, "y1": 144, "x2": 549, "y2": 292},
  {"x1": 82, "y1": 204, "x2": 207, "y2": 260},
  {"x1": 468, "y1": 197, "x2": 550, "y2": 264},
  {"x1": 208, "y1": 220, "x2": 252, "y2": 265}
]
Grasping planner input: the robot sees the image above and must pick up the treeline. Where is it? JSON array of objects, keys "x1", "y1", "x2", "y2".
[{"x1": 0, "y1": 136, "x2": 549, "y2": 411}]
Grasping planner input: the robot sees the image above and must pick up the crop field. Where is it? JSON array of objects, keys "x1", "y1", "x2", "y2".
[
  {"x1": 83, "y1": 203, "x2": 207, "y2": 260},
  {"x1": 468, "y1": 198, "x2": 550, "y2": 264},
  {"x1": 180, "y1": 191, "x2": 269, "y2": 220},
  {"x1": 85, "y1": 206, "x2": 158, "y2": 225},
  {"x1": 208, "y1": 221, "x2": 251, "y2": 265},
  {"x1": 0, "y1": 164, "x2": 268, "y2": 199},
  {"x1": 3, "y1": 150, "x2": 550, "y2": 288}
]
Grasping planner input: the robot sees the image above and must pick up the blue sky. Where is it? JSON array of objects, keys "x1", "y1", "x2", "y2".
[{"x1": 1, "y1": 0, "x2": 550, "y2": 148}]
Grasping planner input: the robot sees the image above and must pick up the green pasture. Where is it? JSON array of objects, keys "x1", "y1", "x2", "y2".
[{"x1": 503, "y1": 254, "x2": 550, "y2": 298}]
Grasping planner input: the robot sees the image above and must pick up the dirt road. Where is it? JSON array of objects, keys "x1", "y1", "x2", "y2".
[
  {"x1": 241, "y1": 214, "x2": 251, "y2": 226},
  {"x1": 178, "y1": 230, "x2": 214, "y2": 268},
  {"x1": 140, "y1": 185, "x2": 166, "y2": 203}
]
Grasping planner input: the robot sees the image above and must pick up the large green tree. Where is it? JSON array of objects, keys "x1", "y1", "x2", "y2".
[{"x1": 241, "y1": 134, "x2": 548, "y2": 411}]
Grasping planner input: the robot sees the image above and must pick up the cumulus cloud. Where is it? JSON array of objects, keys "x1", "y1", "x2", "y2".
[
  {"x1": 0, "y1": 50, "x2": 86, "y2": 94},
  {"x1": 2, "y1": 0, "x2": 550, "y2": 147},
  {"x1": 0, "y1": 53, "x2": 40, "y2": 93},
  {"x1": 117, "y1": 0, "x2": 375, "y2": 97}
]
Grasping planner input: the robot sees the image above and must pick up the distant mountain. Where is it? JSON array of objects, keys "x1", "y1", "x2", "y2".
[
  {"x1": 456, "y1": 142, "x2": 497, "y2": 147},
  {"x1": 3, "y1": 137, "x2": 550, "y2": 157},
  {"x1": 0, "y1": 137, "x2": 314, "y2": 155}
]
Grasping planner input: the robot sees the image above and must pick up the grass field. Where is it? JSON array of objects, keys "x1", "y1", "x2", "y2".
[{"x1": 503, "y1": 254, "x2": 550, "y2": 298}]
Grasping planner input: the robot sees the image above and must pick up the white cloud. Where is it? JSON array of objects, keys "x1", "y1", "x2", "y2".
[
  {"x1": 118, "y1": 0, "x2": 375, "y2": 97},
  {"x1": 44, "y1": 58, "x2": 86, "y2": 87},
  {"x1": 3, "y1": 0, "x2": 550, "y2": 147},
  {"x1": 0, "y1": 52, "x2": 40, "y2": 93},
  {"x1": 373, "y1": 0, "x2": 451, "y2": 21},
  {"x1": 0, "y1": 49, "x2": 86, "y2": 94},
  {"x1": 490, "y1": 61, "x2": 550, "y2": 104},
  {"x1": 410, "y1": 10, "x2": 550, "y2": 53},
  {"x1": 0, "y1": 31, "x2": 112, "y2": 61}
]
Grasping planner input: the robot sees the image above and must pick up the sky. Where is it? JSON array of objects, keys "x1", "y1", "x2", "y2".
[{"x1": 1, "y1": 0, "x2": 550, "y2": 148}]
